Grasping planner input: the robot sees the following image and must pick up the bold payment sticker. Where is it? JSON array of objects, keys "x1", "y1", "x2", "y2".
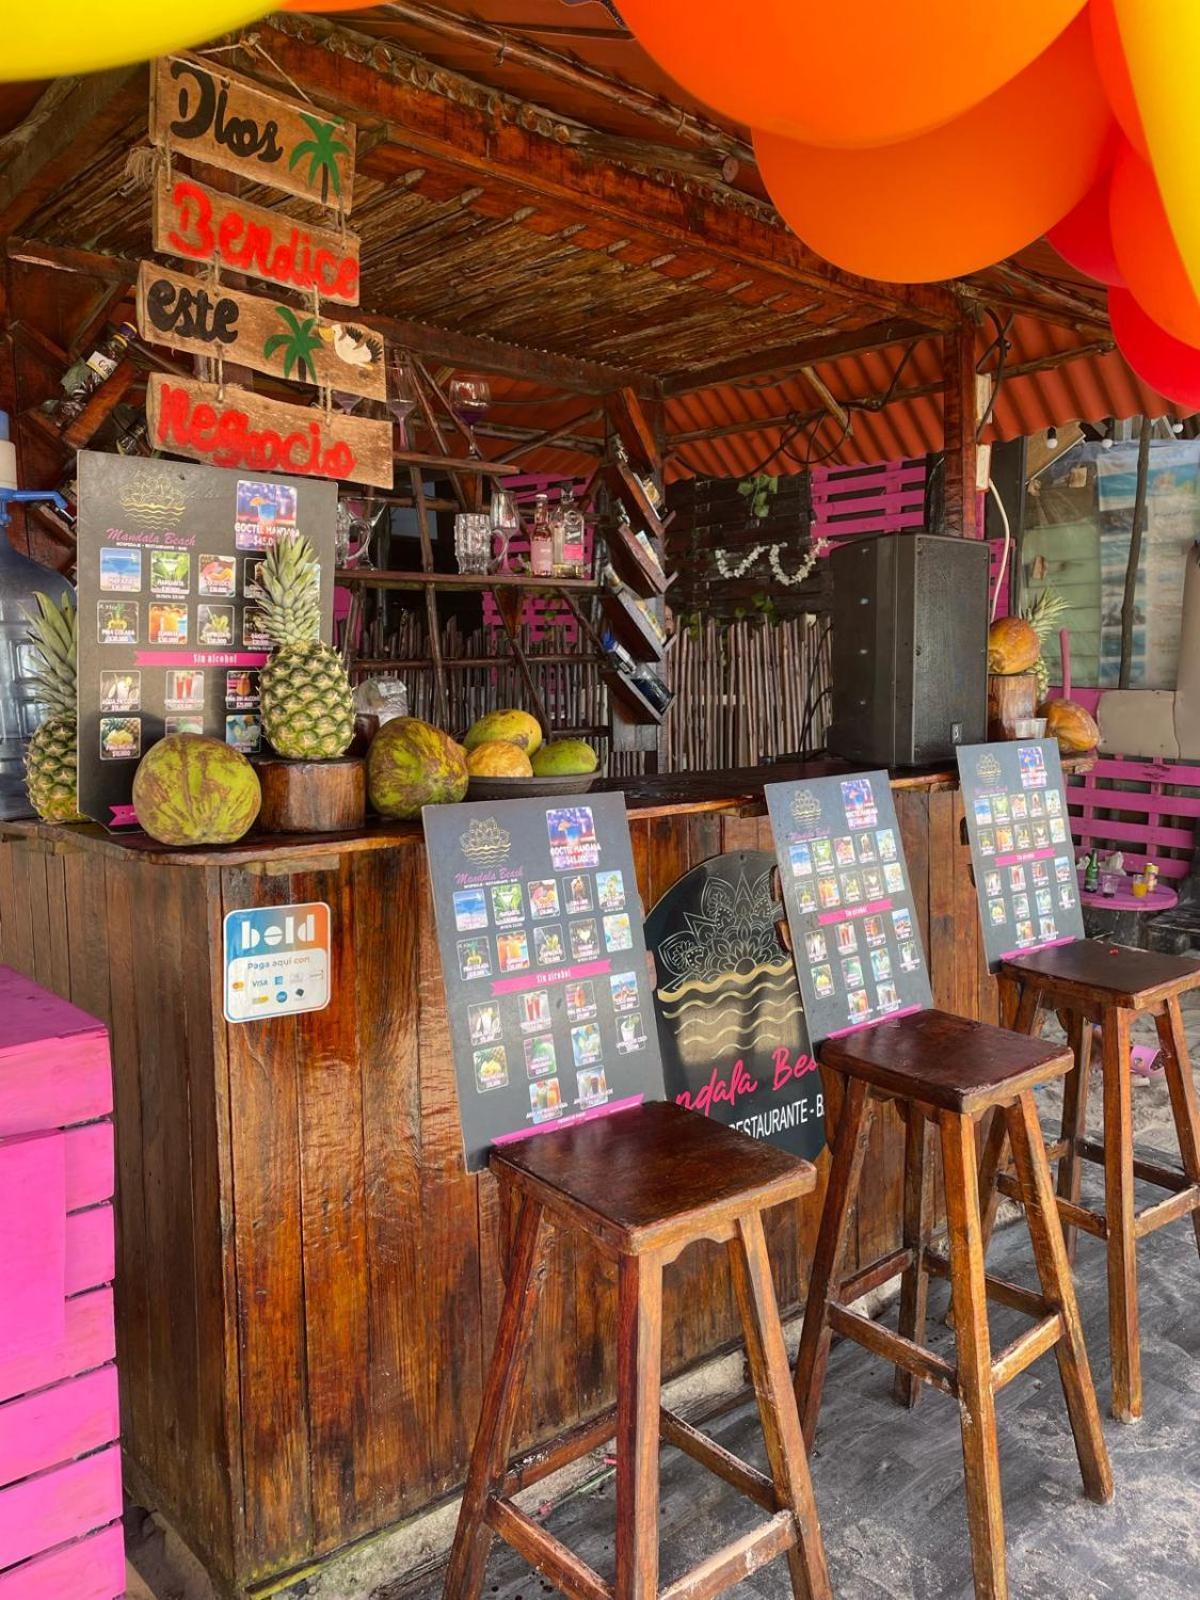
[{"x1": 223, "y1": 901, "x2": 331, "y2": 1023}]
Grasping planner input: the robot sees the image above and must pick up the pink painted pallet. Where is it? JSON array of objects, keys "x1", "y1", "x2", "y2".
[
  {"x1": 809, "y1": 459, "x2": 1008, "y2": 614},
  {"x1": 1067, "y1": 755, "x2": 1200, "y2": 882},
  {"x1": 0, "y1": 966, "x2": 121, "y2": 1599}
]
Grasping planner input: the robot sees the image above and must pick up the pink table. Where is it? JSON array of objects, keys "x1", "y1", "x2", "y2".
[{"x1": 1078, "y1": 869, "x2": 1179, "y2": 913}]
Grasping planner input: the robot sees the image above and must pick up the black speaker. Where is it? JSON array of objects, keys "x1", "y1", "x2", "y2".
[{"x1": 827, "y1": 531, "x2": 989, "y2": 768}]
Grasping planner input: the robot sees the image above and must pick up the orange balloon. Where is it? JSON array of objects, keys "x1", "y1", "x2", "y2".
[
  {"x1": 618, "y1": 0, "x2": 1086, "y2": 147},
  {"x1": 1110, "y1": 288, "x2": 1200, "y2": 409},
  {"x1": 1109, "y1": 142, "x2": 1200, "y2": 347},
  {"x1": 755, "y1": 17, "x2": 1113, "y2": 283},
  {"x1": 282, "y1": 1, "x2": 377, "y2": 8},
  {"x1": 1090, "y1": 0, "x2": 1150, "y2": 158}
]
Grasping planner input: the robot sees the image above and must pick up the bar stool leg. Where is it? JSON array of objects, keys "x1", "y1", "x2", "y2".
[
  {"x1": 1156, "y1": 994, "x2": 1200, "y2": 1258},
  {"x1": 1004, "y1": 1092, "x2": 1114, "y2": 1505},
  {"x1": 729, "y1": 1212, "x2": 832, "y2": 1600},
  {"x1": 940, "y1": 1109, "x2": 1007, "y2": 1600},
  {"x1": 1056, "y1": 1013, "x2": 1094, "y2": 1265},
  {"x1": 1100, "y1": 1004, "x2": 1141, "y2": 1423},
  {"x1": 444, "y1": 1199, "x2": 549, "y2": 1600},
  {"x1": 794, "y1": 1076, "x2": 872, "y2": 1446},
  {"x1": 615, "y1": 1250, "x2": 663, "y2": 1600},
  {"x1": 976, "y1": 1109, "x2": 1010, "y2": 1258},
  {"x1": 894, "y1": 1108, "x2": 936, "y2": 1409}
]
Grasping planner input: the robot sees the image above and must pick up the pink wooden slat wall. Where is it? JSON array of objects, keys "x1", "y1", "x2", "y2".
[
  {"x1": 0, "y1": 1522, "x2": 125, "y2": 1600},
  {"x1": 0, "y1": 1289, "x2": 115, "y2": 1407},
  {"x1": 0, "y1": 1367, "x2": 120, "y2": 1489},
  {"x1": 0, "y1": 1132, "x2": 65, "y2": 1354},
  {"x1": 0, "y1": 1445, "x2": 121, "y2": 1572}
]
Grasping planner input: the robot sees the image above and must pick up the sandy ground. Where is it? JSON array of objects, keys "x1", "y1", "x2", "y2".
[{"x1": 129, "y1": 998, "x2": 1200, "y2": 1600}]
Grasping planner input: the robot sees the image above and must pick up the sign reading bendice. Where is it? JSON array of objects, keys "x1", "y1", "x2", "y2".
[{"x1": 153, "y1": 172, "x2": 361, "y2": 306}]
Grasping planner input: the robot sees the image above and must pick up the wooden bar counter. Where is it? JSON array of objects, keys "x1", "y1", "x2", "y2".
[{"x1": 0, "y1": 761, "x2": 997, "y2": 1598}]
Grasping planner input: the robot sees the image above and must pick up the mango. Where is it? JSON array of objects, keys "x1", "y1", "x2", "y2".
[
  {"x1": 466, "y1": 740, "x2": 534, "y2": 778},
  {"x1": 462, "y1": 708, "x2": 543, "y2": 754},
  {"x1": 530, "y1": 739, "x2": 599, "y2": 777}
]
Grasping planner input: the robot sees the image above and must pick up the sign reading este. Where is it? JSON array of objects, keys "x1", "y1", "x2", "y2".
[
  {"x1": 956, "y1": 739, "x2": 1084, "y2": 971},
  {"x1": 147, "y1": 374, "x2": 394, "y2": 490},
  {"x1": 765, "y1": 772, "x2": 932, "y2": 1044},
  {"x1": 646, "y1": 850, "x2": 826, "y2": 1159},
  {"x1": 424, "y1": 793, "x2": 666, "y2": 1172},
  {"x1": 153, "y1": 171, "x2": 362, "y2": 306},
  {"x1": 137, "y1": 262, "x2": 385, "y2": 401},
  {"x1": 75, "y1": 451, "x2": 337, "y2": 828},
  {"x1": 151, "y1": 55, "x2": 356, "y2": 212}
]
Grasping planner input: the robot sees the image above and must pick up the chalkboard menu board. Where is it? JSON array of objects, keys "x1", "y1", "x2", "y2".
[
  {"x1": 955, "y1": 739, "x2": 1084, "y2": 971},
  {"x1": 765, "y1": 772, "x2": 932, "y2": 1045},
  {"x1": 76, "y1": 452, "x2": 336, "y2": 828},
  {"x1": 645, "y1": 850, "x2": 826, "y2": 1161},
  {"x1": 423, "y1": 792, "x2": 667, "y2": 1173}
]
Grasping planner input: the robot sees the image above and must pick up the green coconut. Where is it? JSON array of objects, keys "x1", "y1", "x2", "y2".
[
  {"x1": 368, "y1": 717, "x2": 469, "y2": 819},
  {"x1": 132, "y1": 734, "x2": 262, "y2": 846}
]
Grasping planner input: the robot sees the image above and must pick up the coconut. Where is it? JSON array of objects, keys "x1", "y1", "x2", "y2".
[
  {"x1": 368, "y1": 718, "x2": 468, "y2": 819},
  {"x1": 987, "y1": 616, "x2": 1041, "y2": 675},
  {"x1": 132, "y1": 734, "x2": 262, "y2": 846}
]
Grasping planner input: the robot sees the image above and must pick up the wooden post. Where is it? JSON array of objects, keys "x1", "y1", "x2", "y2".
[
  {"x1": 1119, "y1": 415, "x2": 1152, "y2": 688},
  {"x1": 941, "y1": 322, "x2": 980, "y2": 540}
]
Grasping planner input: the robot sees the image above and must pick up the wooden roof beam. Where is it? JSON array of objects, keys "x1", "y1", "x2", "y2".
[
  {"x1": 662, "y1": 318, "x2": 932, "y2": 395},
  {"x1": 5, "y1": 235, "x2": 655, "y2": 396},
  {"x1": 257, "y1": 13, "x2": 960, "y2": 331},
  {"x1": 0, "y1": 66, "x2": 145, "y2": 237}
]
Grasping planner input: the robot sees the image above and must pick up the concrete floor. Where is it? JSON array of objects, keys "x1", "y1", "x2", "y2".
[{"x1": 131, "y1": 1000, "x2": 1200, "y2": 1600}]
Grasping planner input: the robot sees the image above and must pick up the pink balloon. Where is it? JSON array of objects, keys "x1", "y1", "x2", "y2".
[
  {"x1": 1047, "y1": 170, "x2": 1124, "y2": 286},
  {"x1": 1109, "y1": 288, "x2": 1200, "y2": 408}
]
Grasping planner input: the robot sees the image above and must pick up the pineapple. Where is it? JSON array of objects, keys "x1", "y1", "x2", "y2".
[
  {"x1": 258, "y1": 532, "x2": 354, "y2": 759},
  {"x1": 24, "y1": 591, "x2": 83, "y2": 823},
  {"x1": 1020, "y1": 586, "x2": 1070, "y2": 698}
]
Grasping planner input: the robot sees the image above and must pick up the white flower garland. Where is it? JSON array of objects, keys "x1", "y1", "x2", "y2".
[{"x1": 713, "y1": 538, "x2": 830, "y2": 588}]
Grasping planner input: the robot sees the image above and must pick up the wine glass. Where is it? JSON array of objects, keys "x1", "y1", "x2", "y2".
[
  {"x1": 387, "y1": 351, "x2": 420, "y2": 449},
  {"x1": 448, "y1": 374, "x2": 491, "y2": 455}
]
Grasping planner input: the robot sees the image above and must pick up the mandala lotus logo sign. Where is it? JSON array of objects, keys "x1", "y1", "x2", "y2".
[
  {"x1": 790, "y1": 789, "x2": 822, "y2": 826},
  {"x1": 977, "y1": 753, "x2": 1002, "y2": 783},
  {"x1": 460, "y1": 817, "x2": 511, "y2": 866}
]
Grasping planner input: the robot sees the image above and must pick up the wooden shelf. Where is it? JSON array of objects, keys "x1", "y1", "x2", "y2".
[
  {"x1": 334, "y1": 569, "x2": 599, "y2": 593},
  {"x1": 394, "y1": 449, "x2": 519, "y2": 476},
  {"x1": 605, "y1": 388, "x2": 658, "y2": 474},
  {"x1": 602, "y1": 666, "x2": 666, "y2": 726},
  {"x1": 599, "y1": 585, "x2": 667, "y2": 663},
  {"x1": 602, "y1": 515, "x2": 668, "y2": 598},
  {"x1": 606, "y1": 458, "x2": 672, "y2": 542}
]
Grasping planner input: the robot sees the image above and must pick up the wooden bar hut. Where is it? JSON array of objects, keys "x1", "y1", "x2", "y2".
[{"x1": 0, "y1": 8, "x2": 1182, "y2": 1597}]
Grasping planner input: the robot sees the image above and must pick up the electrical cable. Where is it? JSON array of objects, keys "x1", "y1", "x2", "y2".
[{"x1": 988, "y1": 478, "x2": 1012, "y2": 624}]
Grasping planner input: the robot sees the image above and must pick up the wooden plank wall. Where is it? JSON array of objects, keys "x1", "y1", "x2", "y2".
[{"x1": 0, "y1": 798, "x2": 994, "y2": 1594}]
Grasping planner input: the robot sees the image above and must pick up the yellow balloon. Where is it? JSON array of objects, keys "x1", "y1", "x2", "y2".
[
  {"x1": 1112, "y1": 1, "x2": 1200, "y2": 305},
  {"x1": 2, "y1": 1, "x2": 272, "y2": 80}
]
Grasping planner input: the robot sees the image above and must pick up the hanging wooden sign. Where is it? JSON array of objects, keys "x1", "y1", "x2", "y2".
[
  {"x1": 147, "y1": 374, "x2": 394, "y2": 490},
  {"x1": 151, "y1": 54, "x2": 356, "y2": 212},
  {"x1": 153, "y1": 171, "x2": 361, "y2": 306},
  {"x1": 136, "y1": 262, "x2": 386, "y2": 402}
]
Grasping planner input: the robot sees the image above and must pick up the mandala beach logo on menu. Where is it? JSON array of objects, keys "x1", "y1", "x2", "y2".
[{"x1": 460, "y1": 817, "x2": 512, "y2": 867}]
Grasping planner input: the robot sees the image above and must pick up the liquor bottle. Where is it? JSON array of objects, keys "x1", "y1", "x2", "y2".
[
  {"x1": 551, "y1": 484, "x2": 587, "y2": 578},
  {"x1": 1084, "y1": 848, "x2": 1101, "y2": 893},
  {"x1": 600, "y1": 630, "x2": 673, "y2": 715},
  {"x1": 529, "y1": 493, "x2": 554, "y2": 578},
  {"x1": 56, "y1": 321, "x2": 137, "y2": 423}
]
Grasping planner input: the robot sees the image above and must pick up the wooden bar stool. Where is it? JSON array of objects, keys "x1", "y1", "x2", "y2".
[
  {"x1": 444, "y1": 1100, "x2": 832, "y2": 1600},
  {"x1": 794, "y1": 1010, "x2": 1113, "y2": 1600},
  {"x1": 986, "y1": 941, "x2": 1200, "y2": 1423}
]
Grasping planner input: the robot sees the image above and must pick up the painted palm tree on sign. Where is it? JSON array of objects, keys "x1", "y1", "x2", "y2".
[
  {"x1": 289, "y1": 112, "x2": 350, "y2": 205},
  {"x1": 264, "y1": 307, "x2": 323, "y2": 383}
]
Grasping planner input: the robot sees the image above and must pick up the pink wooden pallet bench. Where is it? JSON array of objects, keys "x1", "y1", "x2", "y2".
[
  {"x1": 1067, "y1": 755, "x2": 1200, "y2": 951},
  {"x1": 0, "y1": 967, "x2": 123, "y2": 1600}
]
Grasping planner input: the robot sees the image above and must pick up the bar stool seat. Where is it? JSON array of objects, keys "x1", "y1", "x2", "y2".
[
  {"x1": 795, "y1": 1009, "x2": 1113, "y2": 1600},
  {"x1": 444, "y1": 1100, "x2": 832, "y2": 1600},
  {"x1": 989, "y1": 940, "x2": 1200, "y2": 1423}
]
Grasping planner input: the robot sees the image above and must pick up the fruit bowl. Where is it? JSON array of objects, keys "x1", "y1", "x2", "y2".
[{"x1": 467, "y1": 773, "x2": 598, "y2": 801}]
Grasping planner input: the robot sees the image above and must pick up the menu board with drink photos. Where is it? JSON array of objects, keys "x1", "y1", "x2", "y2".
[
  {"x1": 75, "y1": 452, "x2": 336, "y2": 828},
  {"x1": 765, "y1": 772, "x2": 933, "y2": 1044},
  {"x1": 956, "y1": 739, "x2": 1085, "y2": 971},
  {"x1": 423, "y1": 791, "x2": 666, "y2": 1172}
]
